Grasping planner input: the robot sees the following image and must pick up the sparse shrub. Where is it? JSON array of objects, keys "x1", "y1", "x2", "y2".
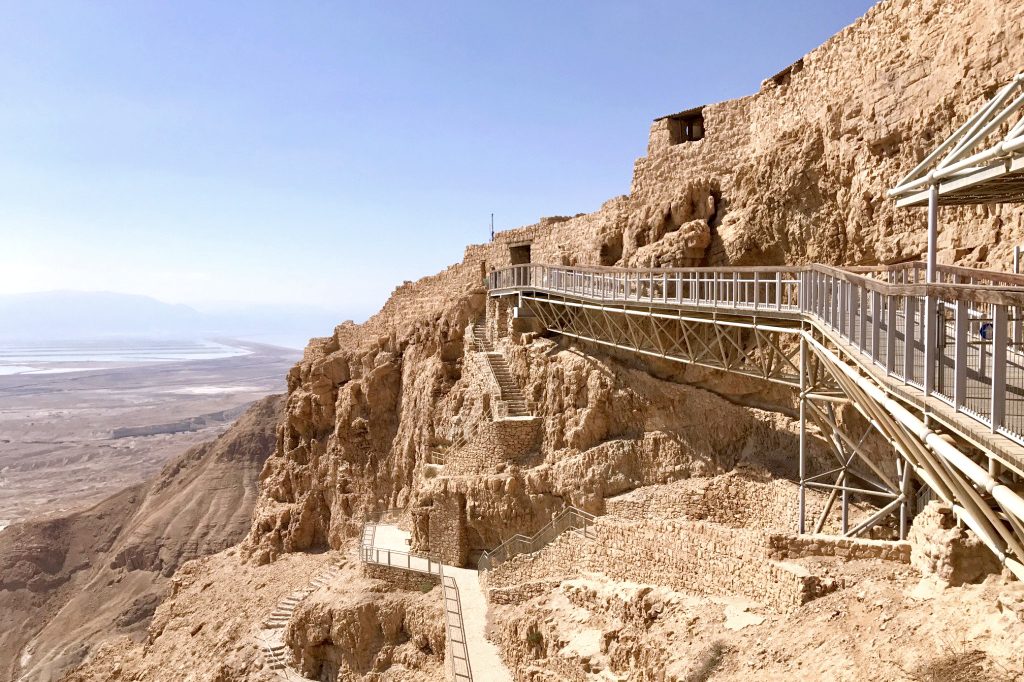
[
  {"x1": 526, "y1": 629, "x2": 543, "y2": 648},
  {"x1": 900, "y1": 636, "x2": 1004, "y2": 682},
  {"x1": 418, "y1": 581, "x2": 434, "y2": 593},
  {"x1": 423, "y1": 464, "x2": 439, "y2": 479},
  {"x1": 686, "y1": 640, "x2": 730, "y2": 682}
]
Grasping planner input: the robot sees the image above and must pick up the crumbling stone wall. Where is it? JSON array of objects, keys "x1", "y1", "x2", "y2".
[
  {"x1": 768, "y1": 533, "x2": 911, "y2": 563},
  {"x1": 604, "y1": 469, "x2": 863, "y2": 534},
  {"x1": 446, "y1": 418, "x2": 542, "y2": 475},
  {"x1": 908, "y1": 501, "x2": 1002, "y2": 584},
  {"x1": 362, "y1": 563, "x2": 441, "y2": 590},
  {"x1": 487, "y1": 517, "x2": 840, "y2": 612}
]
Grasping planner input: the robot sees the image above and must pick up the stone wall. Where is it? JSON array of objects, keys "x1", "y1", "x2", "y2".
[
  {"x1": 767, "y1": 533, "x2": 911, "y2": 563},
  {"x1": 487, "y1": 517, "x2": 840, "y2": 612},
  {"x1": 427, "y1": 493, "x2": 468, "y2": 566},
  {"x1": 604, "y1": 469, "x2": 866, "y2": 535},
  {"x1": 907, "y1": 501, "x2": 1002, "y2": 584},
  {"x1": 446, "y1": 417, "x2": 542, "y2": 475},
  {"x1": 362, "y1": 563, "x2": 441, "y2": 590}
]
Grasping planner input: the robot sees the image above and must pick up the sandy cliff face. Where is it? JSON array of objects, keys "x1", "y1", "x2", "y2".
[{"x1": 0, "y1": 395, "x2": 283, "y2": 682}]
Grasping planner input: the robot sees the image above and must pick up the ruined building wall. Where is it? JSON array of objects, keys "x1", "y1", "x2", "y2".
[{"x1": 485, "y1": 517, "x2": 839, "y2": 613}]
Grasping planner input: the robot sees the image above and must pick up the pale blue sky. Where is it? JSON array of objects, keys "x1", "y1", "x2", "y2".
[{"x1": 0, "y1": 1, "x2": 876, "y2": 320}]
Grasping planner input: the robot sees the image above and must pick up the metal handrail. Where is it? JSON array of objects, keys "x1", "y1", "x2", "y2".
[
  {"x1": 440, "y1": 569, "x2": 473, "y2": 682},
  {"x1": 486, "y1": 260, "x2": 1024, "y2": 581},
  {"x1": 359, "y1": 510, "x2": 443, "y2": 577},
  {"x1": 488, "y1": 262, "x2": 1024, "y2": 305},
  {"x1": 427, "y1": 434, "x2": 468, "y2": 466},
  {"x1": 360, "y1": 544, "x2": 443, "y2": 576},
  {"x1": 487, "y1": 261, "x2": 1024, "y2": 447},
  {"x1": 478, "y1": 506, "x2": 595, "y2": 573},
  {"x1": 472, "y1": 334, "x2": 530, "y2": 418}
]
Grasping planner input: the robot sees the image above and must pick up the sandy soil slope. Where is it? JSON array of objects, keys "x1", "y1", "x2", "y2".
[{"x1": 0, "y1": 394, "x2": 284, "y2": 682}]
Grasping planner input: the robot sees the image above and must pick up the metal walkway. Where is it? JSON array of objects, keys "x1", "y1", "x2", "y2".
[{"x1": 488, "y1": 261, "x2": 1024, "y2": 580}]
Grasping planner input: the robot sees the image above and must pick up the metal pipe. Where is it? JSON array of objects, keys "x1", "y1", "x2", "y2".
[
  {"x1": 819, "y1": 336, "x2": 1024, "y2": 530},
  {"x1": 939, "y1": 81, "x2": 1022, "y2": 166},
  {"x1": 847, "y1": 495, "x2": 905, "y2": 538},
  {"x1": 809, "y1": 336, "x2": 1021, "y2": 563},
  {"x1": 892, "y1": 85, "x2": 1024, "y2": 195}
]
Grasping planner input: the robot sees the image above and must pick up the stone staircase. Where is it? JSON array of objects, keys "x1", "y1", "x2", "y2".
[
  {"x1": 258, "y1": 558, "x2": 346, "y2": 679},
  {"x1": 472, "y1": 320, "x2": 530, "y2": 418}
]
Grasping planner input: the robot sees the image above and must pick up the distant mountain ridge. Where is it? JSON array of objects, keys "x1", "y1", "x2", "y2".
[{"x1": 0, "y1": 290, "x2": 344, "y2": 346}]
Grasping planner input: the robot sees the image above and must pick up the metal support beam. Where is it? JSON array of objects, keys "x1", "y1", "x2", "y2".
[
  {"x1": 799, "y1": 334, "x2": 807, "y2": 535},
  {"x1": 927, "y1": 183, "x2": 939, "y2": 283}
]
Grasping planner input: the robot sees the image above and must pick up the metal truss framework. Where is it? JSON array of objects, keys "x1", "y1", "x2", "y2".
[
  {"x1": 523, "y1": 294, "x2": 905, "y2": 542},
  {"x1": 491, "y1": 262, "x2": 1024, "y2": 580},
  {"x1": 890, "y1": 72, "x2": 1024, "y2": 207}
]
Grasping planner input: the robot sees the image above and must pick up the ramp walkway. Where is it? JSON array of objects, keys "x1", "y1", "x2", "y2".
[
  {"x1": 360, "y1": 520, "x2": 512, "y2": 682},
  {"x1": 488, "y1": 261, "x2": 1024, "y2": 580}
]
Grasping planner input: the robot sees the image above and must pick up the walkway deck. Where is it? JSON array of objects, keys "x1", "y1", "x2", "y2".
[
  {"x1": 444, "y1": 565, "x2": 512, "y2": 682},
  {"x1": 364, "y1": 523, "x2": 512, "y2": 682}
]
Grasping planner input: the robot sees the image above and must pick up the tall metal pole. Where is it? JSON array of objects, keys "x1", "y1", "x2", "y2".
[
  {"x1": 798, "y1": 334, "x2": 807, "y2": 535},
  {"x1": 924, "y1": 183, "x2": 939, "y2": 394},
  {"x1": 926, "y1": 183, "x2": 938, "y2": 283}
]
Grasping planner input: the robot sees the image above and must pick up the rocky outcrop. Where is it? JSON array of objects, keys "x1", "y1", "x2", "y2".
[
  {"x1": 0, "y1": 395, "x2": 283, "y2": 682},
  {"x1": 286, "y1": 583, "x2": 445, "y2": 680}
]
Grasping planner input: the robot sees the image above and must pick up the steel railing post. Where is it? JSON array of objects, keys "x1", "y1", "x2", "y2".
[
  {"x1": 829, "y1": 275, "x2": 835, "y2": 328},
  {"x1": 872, "y1": 291, "x2": 881, "y2": 364},
  {"x1": 798, "y1": 335, "x2": 807, "y2": 534},
  {"x1": 859, "y1": 285, "x2": 868, "y2": 353},
  {"x1": 954, "y1": 300, "x2": 968, "y2": 411},
  {"x1": 992, "y1": 305, "x2": 1008, "y2": 432},
  {"x1": 924, "y1": 295, "x2": 938, "y2": 394},
  {"x1": 904, "y1": 296, "x2": 916, "y2": 383},
  {"x1": 887, "y1": 295, "x2": 898, "y2": 376}
]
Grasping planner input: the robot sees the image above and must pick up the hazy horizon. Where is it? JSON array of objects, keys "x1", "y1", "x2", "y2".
[
  {"x1": 0, "y1": 1, "x2": 875, "y2": 315},
  {"x1": 0, "y1": 289, "x2": 346, "y2": 349}
]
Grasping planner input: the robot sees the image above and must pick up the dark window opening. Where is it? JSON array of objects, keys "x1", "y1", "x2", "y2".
[
  {"x1": 509, "y1": 244, "x2": 531, "y2": 265},
  {"x1": 667, "y1": 111, "x2": 705, "y2": 145},
  {"x1": 599, "y1": 233, "x2": 623, "y2": 266},
  {"x1": 770, "y1": 58, "x2": 804, "y2": 88}
]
